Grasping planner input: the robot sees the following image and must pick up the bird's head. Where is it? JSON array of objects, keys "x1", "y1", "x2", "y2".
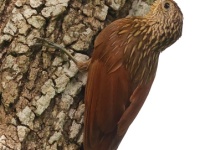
[
  {"x1": 149, "y1": 0, "x2": 183, "y2": 23},
  {"x1": 146, "y1": 0, "x2": 183, "y2": 51}
]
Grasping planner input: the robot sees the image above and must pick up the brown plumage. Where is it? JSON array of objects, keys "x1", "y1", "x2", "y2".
[
  {"x1": 83, "y1": 0, "x2": 183, "y2": 150},
  {"x1": 36, "y1": 0, "x2": 183, "y2": 149}
]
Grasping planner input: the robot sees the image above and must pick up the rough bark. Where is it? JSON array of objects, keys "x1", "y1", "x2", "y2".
[{"x1": 0, "y1": 0, "x2": 151, "y2": 149}]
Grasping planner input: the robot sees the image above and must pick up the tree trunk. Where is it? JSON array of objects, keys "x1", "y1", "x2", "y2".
[{"x1": 0, "y1": 0, "x2": 151, "y2": 149}]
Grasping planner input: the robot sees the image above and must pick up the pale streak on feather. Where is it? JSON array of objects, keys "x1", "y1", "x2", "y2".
[
  {"x1": 160, "y1": 35, "x2": 166, "y2": 42},
  {"x1": 133, "y1": 23, "x2": 139, "y2": 28},
  {"x1": 108, "y1": 62, "x2": 122, "y2": 74},
  {"x1": 146, "y1": 27, "x2": 152, "y2": 34},
  {"x1": 115, "y1": 50, "x2": 120, "y2": 55},
  {"x1": 122, "y1": 23, "x2": 131, "y2": 28},
  {"x1": 147, "y1": 45, "x2": 152, "y2": 54},
  {"x1": 137, "y1": 41, "x2": 143, "y2": 50},
  {"x1": 105, "y1": 54, "x2": 112, "y2": 65},
  {"x1": 120, "y1": 41, "x2": 125, "y2": 47},
  {"x1": 153, "y1": 52, "x2": 157, "y2": 61},
  {"x1": 129, "y1": 55, "x2": 137, "y2": 74},
  {"x1": 118, "y1": 30, "x2": 129, "y2": 35},
  {"x1": 125, "y1": 63, "x2": 128, "y2": 70},
  {"x1": 111, "y1": 41, "x2": 117, "y2": 47},
  {"x1": 141, "y1": 28, "x2": 148, "y2": 34},
  {"x1": 149, "y1": 35, "x2": 156, "y2": 45},
  {"x1": 130, "y1": 45, "x2": 136, "y2": 58},
  {"x1": 140, "y1": 25, "x2": 146, "y2": 31},
  {"x1": 140, "y1": 68, "x2": 146, "y2": 81},
  {"x1": 133, "y1": 30, "x2": 141, "y2": 36},
  {"x1": 132, "y1": 64, "x2": 141, "y2": 81},
  {"x1": 127, "y1": 36, "x2": 133, "y2": 44},
  {"x1": 143, "y1": 50, "x2": 147, "y2": 58},
  {"x1": 142, "y1": 34, "x2": 148, "y2": 41},
  {"x1": 148, "y1": 63, "x2": 153, "y2": 78},
  {"x1": 123, "y1": 45, "x2": 128, "y2": 54},
  {"x1": 111, "y1": 45, "x2": 118, "y2": 52},
  {"x1": 127, "y1": 33, "x2": 133, "y2": 39},
  {"x1": 109, "y1": 31, "x2": 117, "y2": 40},
  {"x1": 138, "y1": 53, "x2": 143, "y2": 65},
  {"x1": 144, "y1": 73, "x2": 150, "y2": 84}
]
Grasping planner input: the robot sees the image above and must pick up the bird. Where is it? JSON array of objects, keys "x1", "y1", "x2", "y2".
[
  {"x1": 36, "y1": 0, "x2": 183, "y2": 149},
  {"x1": 83, "y1": 0, "x2": 183, "y2": 150}
]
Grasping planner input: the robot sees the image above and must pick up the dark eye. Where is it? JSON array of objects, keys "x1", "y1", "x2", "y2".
[{"x1": 164, "y1": 2, "x2": 170, "y2": 9}]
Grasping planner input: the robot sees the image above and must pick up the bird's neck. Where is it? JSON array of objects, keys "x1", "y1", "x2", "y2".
[{"x1": 118, "y1": 18, "x2": 161, "y2": 84}]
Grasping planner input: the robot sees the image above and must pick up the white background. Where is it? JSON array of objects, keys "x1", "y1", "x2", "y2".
[{"x1": 119, "y1": 0, "x2": 200, "y2": 149}]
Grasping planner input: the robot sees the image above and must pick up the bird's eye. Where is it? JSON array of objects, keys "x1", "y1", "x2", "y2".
[{"x1": 164, "y1": 2, "x2": 170, "y2": 9}]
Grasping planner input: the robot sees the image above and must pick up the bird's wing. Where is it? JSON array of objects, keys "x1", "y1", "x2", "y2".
[
  {"x1": 84, "y1": 58, "x2": 133, "y2": 149},
  {"x1": 84, "y1": 18, "x2": 154, "y2": 149},
  {"x1": 84, "y1": 59, "x2": 154, "y2": 149},
  {"x1": 84, "y1": 19, "x2": 134, "y2": 149},
  {"x1": 117, "y1": 79, "x2": 154, "y2": 136}
]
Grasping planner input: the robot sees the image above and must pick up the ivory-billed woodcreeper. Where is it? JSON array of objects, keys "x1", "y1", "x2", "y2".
[{"x1": 37, "y1": 0, "x2": 183, "y2": 149}]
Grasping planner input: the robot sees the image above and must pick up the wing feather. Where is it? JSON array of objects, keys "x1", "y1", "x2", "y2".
[
  {"x1": 84, "y1": 59, "x2": 132, "y2": 149},
  {"x1": 84, "y1": 18, "x2": 156, "y2": 150},
  {"x1": 117, "y1": 79, "x2": 154, "y2": 136}
]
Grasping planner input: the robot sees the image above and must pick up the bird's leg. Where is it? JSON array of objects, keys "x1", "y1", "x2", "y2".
[{"x1": 35, "y1": 37, "x2": 90, "y2": 72}]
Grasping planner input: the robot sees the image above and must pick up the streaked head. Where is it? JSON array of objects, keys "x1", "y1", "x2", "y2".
[
  {"x1": 149, "y1": 0, "x2": 183, "y2": 26},
  {"x1": 147, "y1": 0, "x2": 183, "y2": 51}
]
